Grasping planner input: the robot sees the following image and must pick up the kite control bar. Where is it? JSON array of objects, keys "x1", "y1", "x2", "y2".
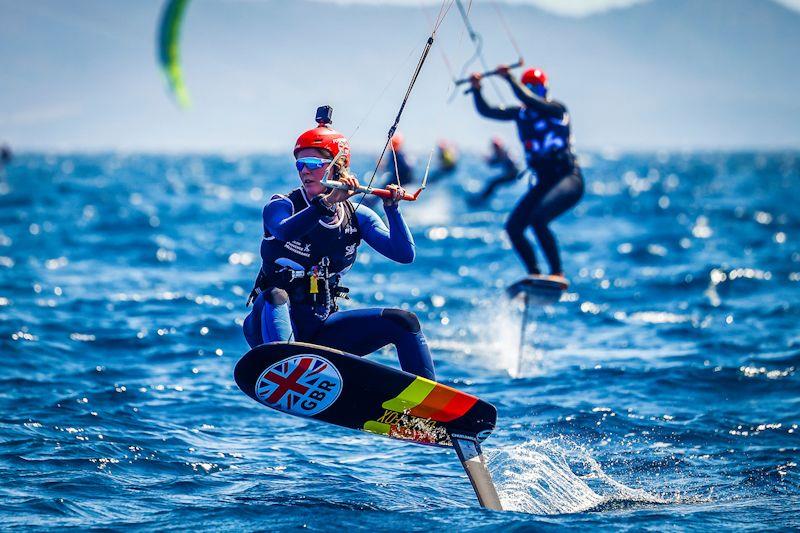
[
  {"x1": 321, "y1": 177, "x2": 425, "y2": 201},
  {"x1": 455, "y1": 58, "x2": 524, "y2": 86},
  {"x1": 320, "y1": 149, "x2": 432, "y2": 203}
]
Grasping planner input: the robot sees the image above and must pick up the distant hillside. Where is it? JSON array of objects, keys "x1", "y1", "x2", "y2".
[{"x1": 1, "y1": 0, "x2": 798, "y2": 152}]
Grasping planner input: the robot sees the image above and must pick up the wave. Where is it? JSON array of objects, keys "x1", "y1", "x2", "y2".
[{"x1": 489, "y1": 439, "x2": 682, "y2": 515}]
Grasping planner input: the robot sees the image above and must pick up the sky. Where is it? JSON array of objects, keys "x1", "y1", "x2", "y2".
[
  {"x1": 326, "y1": 0, "x2": 800, "y2": 16},
  {"x1": 2, "y1": 0, "x2": 799, "y2": 153},
  {"x1": 325, "y1": 0, "x2": 647, "y2": 15}
]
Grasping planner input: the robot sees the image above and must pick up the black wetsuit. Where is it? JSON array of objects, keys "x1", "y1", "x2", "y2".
[{"x1": 471, "y1": 77, "x2": 583, "y2": 275}]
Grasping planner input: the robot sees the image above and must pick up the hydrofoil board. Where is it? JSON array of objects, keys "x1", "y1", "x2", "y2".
[
  {"x1": 507, "y1": 274, "x2": 568, "y2": 306},
  {"x1": 234, "y1": 342, "x2": 502, "y2": 509}
]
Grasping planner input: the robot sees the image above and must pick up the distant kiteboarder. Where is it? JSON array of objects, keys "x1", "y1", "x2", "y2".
[
  {"x1": 0, "y1": 143, "x2": 11, "y2": 165},
  {"x1": 243, "y1": 107, "x2": 435, "y2": 381},
  {"x1": 384, "y1": 132, "x2": 415, "y2": 187},
  {"x1": 0, "y1": 142, "x2": 11, "y2": 179},
  {"x1": 472, "y1": 136, "x2": 521, "y2": 203},
  {"x1": 427, "y1": 139, "x2": 459, "y2": 184},
  {"x1": 468, "y1": 66, "x2": 583, "y2": 284},
  {"x1": 363, "y1": 132, "x2": 415, "y2": 209}
]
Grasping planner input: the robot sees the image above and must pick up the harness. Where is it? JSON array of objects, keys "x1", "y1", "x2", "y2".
[
  {"x1": 517, "y1": 106, "x2": 576, "y2": 177},
  {"x1": 247, "y1": 256, "x2": 350, "y2": 320},
  {"x1": 247, "y1": 188, "x2": 361, "y2": 319}
]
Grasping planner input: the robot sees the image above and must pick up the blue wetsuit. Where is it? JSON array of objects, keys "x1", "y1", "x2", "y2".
[
  {"x1": 472, "y1": 76, "x2": 584, "y2": 275},
  {"x1": 243, "y1": 187, "x2": 435, "y2": 380}
]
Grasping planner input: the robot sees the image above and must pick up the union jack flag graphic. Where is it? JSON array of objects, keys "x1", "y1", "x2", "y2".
[{"x1": 255, "y1": 355, "x2": 342, "y2": 416}]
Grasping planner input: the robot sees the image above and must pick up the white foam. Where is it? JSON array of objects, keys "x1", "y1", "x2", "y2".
[
  {"x1": 427, "y1": 298, "x2": 549, "y2": 378},
  {"x1": 488, "y1": 439, "x2": 667, "y2": 515},
  {"x1": 405, "y1": 187, "x2": 452, "y2": 226}
]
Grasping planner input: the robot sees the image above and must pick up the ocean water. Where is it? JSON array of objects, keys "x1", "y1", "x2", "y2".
[{"x1": 1, "y1": 151, "x2": 798, "y2": 530}]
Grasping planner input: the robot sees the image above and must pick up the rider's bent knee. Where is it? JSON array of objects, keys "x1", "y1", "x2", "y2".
[
  {"x1": 381, "y1": 308, "x2": 421, "y2": 333},
  {"x1": 265, "y1": 288, "x2": 288, "y2": 306},
  {"x1": 530, "y1": 217, "x2": 549, "y2": 231}
]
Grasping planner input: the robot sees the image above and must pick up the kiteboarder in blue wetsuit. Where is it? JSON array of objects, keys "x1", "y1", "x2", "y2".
[
  {"x1": 427, "y1": 139, "x2": 459, "y2": 184},
  {"x1": 469, "y1": 67, "x2": 583, "y2": 280},
  {"x1": 243, "y1": 108, "x2": 435, "y2": 380}
]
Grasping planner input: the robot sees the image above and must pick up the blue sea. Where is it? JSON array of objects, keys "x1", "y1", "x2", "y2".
[{"x1": 1, "y1": 151, "x2": 798, "y2": 530}]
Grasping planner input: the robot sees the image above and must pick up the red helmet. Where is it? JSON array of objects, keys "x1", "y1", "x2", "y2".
[
  {"x1": 294, "y1": 123, "x2": 350, "y2": 166},
  {"x1": 521, "y1": 67, "x2": 548, "y2": 87}
]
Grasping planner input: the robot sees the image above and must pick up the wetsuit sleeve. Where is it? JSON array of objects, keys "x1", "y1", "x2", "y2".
[
  {"x1": 263, "y1": 196, "x2": 327, "y2": 241},
  {"x1": 356, "y1": 205, "x2": 415, "y2": 264},
  {"x1": 470, "y1": 87, "x2": 519, "y2": 121},
  {"x1": 506, "y1": 76, "x2": 566, "y2": 118}
]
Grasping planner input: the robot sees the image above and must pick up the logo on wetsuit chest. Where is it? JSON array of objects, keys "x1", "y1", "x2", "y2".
[
  {"x1": 285, "y1": 241, "x2": 312, "y2": 257},
  {"x1": 344, "y1": 244, "x2": 357, "y2": 256},
  {"x1": 527, "y1": 132, "x2": 566, "y2": 155},
  {"x1": 344, "y1": 223, "x2": 357, "y2": 235},
  {"x1": 255, "y1": 354, "x2": 343, "y2": 416}
]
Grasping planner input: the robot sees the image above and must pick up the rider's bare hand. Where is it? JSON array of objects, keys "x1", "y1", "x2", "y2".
[
  {"x1": 324, "y1": 175, "x2": 360, "y2": 204},
  {"x1": 383, "y1": 184, "x2": 406, "y2": 207}
]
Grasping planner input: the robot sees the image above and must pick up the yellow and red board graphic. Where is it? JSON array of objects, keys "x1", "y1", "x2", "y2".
[{"x1": 363, "y1": 376, "x2": 478, "y2": 437}]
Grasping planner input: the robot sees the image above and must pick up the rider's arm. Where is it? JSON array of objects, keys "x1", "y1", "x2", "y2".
[
  {"x1": 356, "y1": 204, "x2": 415, "y2": 264},
  {"x1": 263, "y1": 195, "x2": 332, "y2": 241},
  {"x1": 470, "y1": 87, "x2": 519, "y2": 121},
  {"x1": 505, "y1": 76, "x2": 566, "y2": 118}
]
